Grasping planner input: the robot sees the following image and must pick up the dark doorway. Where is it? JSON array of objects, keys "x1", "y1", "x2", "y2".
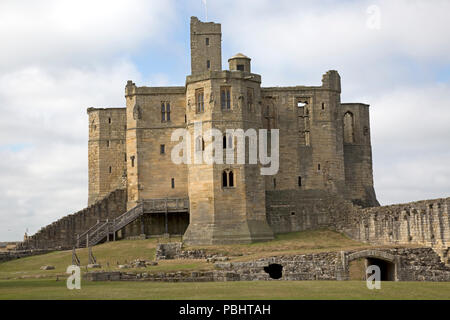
[
  {"x1": 264, "y1": 264, "x2": 283, "y2": 279},
  {"x1": 366, "y1": 258, "x2": 395, "y2": 281}
]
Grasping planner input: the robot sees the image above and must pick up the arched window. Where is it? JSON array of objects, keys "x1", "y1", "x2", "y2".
[
  {"x1": 223, "y1": 135, "x2": 227, "y2": 149},
  {"x1": 222, "y1": 171, "x2": 228, "y2": 187},
  {"x1": 222, "y1": 170, "x2": 235, "y2": 188},
  {"x1": 344, "y1": 111, "x2": 355, "y2": 144}
]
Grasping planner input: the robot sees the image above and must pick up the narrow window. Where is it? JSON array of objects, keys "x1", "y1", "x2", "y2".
[
  {"x1": 196, "y1": 136, "x2": 202, "y2": 152},
  {"x1": 109, "y1": 166, "x2": 112, "y2": 174},
  {"x1": 166, "y1": 103, "x2": 171, "y2": 121},
  {"x1": 305, "y1": 131, "x2": 310, "y2": 146},
  {"x1": 343, "y1": 111, "x2": 355, "y2": 144},
  {"x1": 171, "y1": 178, "x2": 175, "y2": 189},
  {"x1": 223, "y1": 135, "x2": 227, "y2": 149},
  {"x1": 298, "y1": 176, "x2": 302, "y2": 187},
  {"x1": 106, "y1": 140, "x2": 110, "y2": 147},
  {"x1": 196, "y1": 89, "x2": 204, "y2": 113},
  {"x1": 207, "y1": 60, "x2": 210, "y2": 69},
  {"x1": 318, "y1": 164, "x2": 321, "y2": 171},
  {"x1": 247, "y1": 88, "x2": 254, "y2": 112},
  {"x1": 184, "y1": 114, "x2": 187, "y2": 123},
  {"x1": 161, "y1": 102, "x2": 166, "y2": 122},
  {"x1": 291, "y1": 212, "x2": 296, "y2": 216},
  {"x1": 273, "y1": 178, "x2": 276, "y2": 189},
  {"x1": 321, "y1": 102, "x2": 325, "y2": 110},
  {"x1": 108, "y1": 117, "x2": 111, "y2": 124},
  {"x1": 160, "y1": 144, "x2": 165, "y2": 154},
  {"x1": 237, "y1": 64, "x2": 245, "y2": 71},
  {"x1": 228, "y1": 171, "x2": 234, "y2": 187},
  {"x1": 221, "y1": 87, "x2": 231, "y2": 110},
  {"x1": 124, "y1": 153, "x2": 127, "y2": 162},
  {"x1": 222, "y1": 171, "x2": 228, "y2": 187},
  {"x1": 205, "y1": 37, "x2": 209, "y2": 46},
  {"x1": 228, "y1": 135, "x2": 233, "y2": 149},
  {"x1": 202, "y1": 138, "x2": 205, "y2": 151},
  {"x1": 131, "y1": 156, "x2": 135, "y2": 167}
]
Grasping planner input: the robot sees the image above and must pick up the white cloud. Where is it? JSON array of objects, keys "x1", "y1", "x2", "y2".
[
  {"x1": 212, "y1": 0, "x2": 450, "y2": 92},
  {"x1": 0, "y1": 0, "x2": 177, "y2": 71},
  {"x1": 0, "y1": 62, "x2": 144, "y2": 240},
  {"x1": 370, "y1": 84, "x2": 450, "y2": 205},
  {"x1": 1, "y1": 0, "x2": 449, "y2": 241},
  {"x1": 0, "y1": 0, "x2": 177, "y2": 241}
]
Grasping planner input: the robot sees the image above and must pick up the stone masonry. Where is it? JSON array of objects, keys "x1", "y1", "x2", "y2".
[
  {"x1": 85, "y1": 247, "x2": 450, "y2": 282},
  {"x1": 84, "y1": 16, "x2": 379, "y2": 245}
]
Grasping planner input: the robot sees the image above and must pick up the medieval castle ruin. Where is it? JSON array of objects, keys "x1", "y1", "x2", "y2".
[{"x1": 18, "y1": 18, "x2": 449, "y2": 263}]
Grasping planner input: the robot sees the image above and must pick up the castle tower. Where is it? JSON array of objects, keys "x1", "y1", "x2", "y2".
[
  {"x1": 87, "y1": 107, "x2": 127, "y2": 206},
  {"x1": 341, "y1": 102, "x2": 379, "y2": 207},
  {"x1": 305, "y1": 70, "x2": 346, "y2": 193},
  {"x1": 190, "y1": 16, "x2": 222, "y2": 75},
  {"x1": 183, "y1": 18, "x2": 274, "y2": 244}
]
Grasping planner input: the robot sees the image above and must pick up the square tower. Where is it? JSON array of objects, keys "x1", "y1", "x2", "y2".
[{"x1": 190, "y1": 17, "x2": 222, "y2": 75}]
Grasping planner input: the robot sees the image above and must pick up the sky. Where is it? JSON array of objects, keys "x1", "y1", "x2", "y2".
[{"x1": 1, "y1": 0, "x2": 449, "y2": 241}]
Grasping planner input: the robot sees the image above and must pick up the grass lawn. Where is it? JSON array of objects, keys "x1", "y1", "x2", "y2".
[
  {"x1": 0, "y1": 229, "x2": 413, "y2": 280},
  {"x1": 0, "y1": 229, "x2": 378, "y2": 280},
  {"x1": 0, "y1": 279, "x2": 449, "y2": 300}
]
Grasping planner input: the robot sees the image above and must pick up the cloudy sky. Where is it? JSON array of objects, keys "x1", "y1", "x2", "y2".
[{"x1": 1, "y1": 0, "x2": 449, "y2": 241}]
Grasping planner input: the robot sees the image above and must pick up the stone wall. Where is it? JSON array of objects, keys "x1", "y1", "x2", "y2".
[
  {"x1": 346, "y1": 197, "x2": 450, "y2": 251},
  {"x1": 18, "y1": 189, "x2": 127, "y2": 250},
  {"x1": 85, "y1": 247, "x2": 450, "y2": 282},
  {"x1": 0, "y1": 249, "x2": 53, "y2": 264},
  {"x1": 265, "y1": 189, "x2": 354, "y2": 234},
  {"x1": 155, "y1": 243, "x2": 208, "y2": 260}
]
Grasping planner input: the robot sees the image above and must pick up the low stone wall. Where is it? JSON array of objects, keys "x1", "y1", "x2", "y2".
[
  {"x1": 0, "y1": 249, "x2": 53, "y2": 264},
  {"x1": 156, "y1": 243, "x2": 209, "y2": 260},
  {"x1": 18, "y1": 189, "x2": 127, "y2": 250},
  {"x1": 85, "y1": 247, "x2": 450, "y2": 282}
]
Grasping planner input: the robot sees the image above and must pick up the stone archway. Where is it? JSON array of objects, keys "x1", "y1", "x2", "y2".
[{"x1": 338, "y1": 250, "x2": 400, "y2": 281}]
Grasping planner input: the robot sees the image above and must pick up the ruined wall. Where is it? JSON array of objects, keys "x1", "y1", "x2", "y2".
[
  {"x1": 18, "y1": 189, "x2": 127, "y2": 250},
  {"x1": 87, "y1": 108, "x2": 127, "y2": 206},
  {"x1": 261, "y1": 76, "x2": 346, "y2": 196},
  {"x1": 0, "y1": 249, "x2": 53, "y2": 264},
  {"x1": 85, "y1": 248, "x2": 450, "y2": 282},
  {"x1": 346, "y1": 197, "x2": 450, "y2": 251}
]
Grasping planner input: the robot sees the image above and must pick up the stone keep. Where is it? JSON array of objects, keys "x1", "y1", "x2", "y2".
[
  {"x1": 20, "y1": 17, "x2": 450, "y2": 252},
  {"x1": 85, "y1": 16, "x2": 379, "y2": 245}
]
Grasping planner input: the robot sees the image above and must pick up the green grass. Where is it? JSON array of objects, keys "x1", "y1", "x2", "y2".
[
  {"x1": 0, "y1": 229, "x2": 419, "y2": 281},
  {"x1": 0, "y1": 279, "x2": 449, "y2": 300}
]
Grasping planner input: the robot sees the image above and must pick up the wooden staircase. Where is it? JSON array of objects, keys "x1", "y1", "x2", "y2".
[{"x1": 76, "y1": 198, "x2": 189, "y2": 248}]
